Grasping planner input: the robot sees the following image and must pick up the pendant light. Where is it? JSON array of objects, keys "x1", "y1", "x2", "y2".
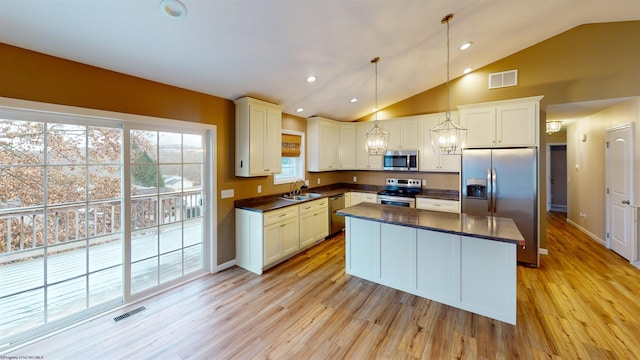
[
  {"x1": 364, "y1": 57, "x2": 389, "y2": 156},
  {"x1": 429, "y1": 14, "x2": 467, "y2": 155}
]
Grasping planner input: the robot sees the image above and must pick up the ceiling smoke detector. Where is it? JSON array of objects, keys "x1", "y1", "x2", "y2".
[{"x1": 159, "y1": 0, "x2": 187, "y2": 18}]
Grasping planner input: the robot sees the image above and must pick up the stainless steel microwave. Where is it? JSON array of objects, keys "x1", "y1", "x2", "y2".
[{"x1": 382, "y1": 150, "x2": 418, "y2": 171}]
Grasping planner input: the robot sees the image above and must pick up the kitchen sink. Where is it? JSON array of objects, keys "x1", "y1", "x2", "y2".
[{"x1": 280, "y1": 193, "x2": 323, "y2": 201}]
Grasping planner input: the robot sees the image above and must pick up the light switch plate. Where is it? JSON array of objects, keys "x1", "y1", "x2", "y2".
[{"x1": 221, "y1": 189, "x2": 234, "y2": 198}]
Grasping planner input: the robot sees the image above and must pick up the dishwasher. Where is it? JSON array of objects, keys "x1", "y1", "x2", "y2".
[{"x1": 329, "y1": 194, "x2": 345, "y2": 235}]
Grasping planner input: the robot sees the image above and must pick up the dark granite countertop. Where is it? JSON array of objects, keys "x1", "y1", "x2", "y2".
[
  {"x1": 234, "y1": 183, "x2": 459, "y2": 213},
  {"x1": 337, "y1": 202, "x2": 524, "y2": 245}
]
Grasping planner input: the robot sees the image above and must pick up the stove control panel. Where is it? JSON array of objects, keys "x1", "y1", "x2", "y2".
[{"x1": 385, "y1": 178, "x2": 422, "y2": 189}]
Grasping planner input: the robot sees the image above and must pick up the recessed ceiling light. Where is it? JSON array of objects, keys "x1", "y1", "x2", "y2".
[
  {"x1": 463, "y1": 67, "x2": 473, "y2": 74},
  {"x1": 350, "y1": 98, "x2": 358, "y2": 103},
  {"x1": 459, "y1": 42, "x2": 473, "y2": 50},
  {"x1": 296, "y1": 108, "x2": 304, "y2": 113},
  {"x1": 159, "y1": 0, "x2": 187, "y2": 18},
  {"x1": 306, "y1": 76, "x2": 317, "y2": 83}
]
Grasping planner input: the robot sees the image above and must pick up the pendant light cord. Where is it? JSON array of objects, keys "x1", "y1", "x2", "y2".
[
  {"x1": 442, "y1": 14, "x2": 453, "y2": 121},
  {"x1": 371, "y1": 56, "x2": 380, "y2": 123}
]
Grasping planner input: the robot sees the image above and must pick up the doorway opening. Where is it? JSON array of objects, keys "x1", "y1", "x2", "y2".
[{"x1": 547, "y1": 144, "x2": 567, "y2": 212}]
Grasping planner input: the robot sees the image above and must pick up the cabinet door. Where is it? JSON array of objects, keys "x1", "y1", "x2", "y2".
[
  {"x1": 419, "y1": 114, "x2": 460, "y2": 172},
  {"x1": 299, "y1": 211, "x2": 316, "y2": 248},
  {"x1": 400, "y1": 118, "x2": 419, "y2": 150},
  {"x1": 339, "y1": 123, "x2": 357, "y2": 169},
  {"x1": 345, "y1": 217, "x2": 380, "y2": 280},
  {"x1": 385, "y1": 120, "x2": 402, "y2": 150},
  {"x1": 496, "y1": 102, "x2": 537, "y2": 146},
  {"x1": 355, "y1": 123, "x2": 382, "y2": 170},
  {"x1": 281, "y1": 217, "x2": 300, "y2": 256},
  {"x1": 320, "y1": 120, "x2": 340, "y2": 170},
  {"x1": 460, "y1": 107, "x2": 496, "y2": 148},
  {"x1": 264, "y1": 222, "x2": 283, "y2": 266},
  {"x1": 313, "y1": 209, "x2": 329, "y2": 240},
  {"x1": 248, "y1": 105, "x2": 268, "y2": 175},
  {"x1": 264, "y1": 107, "x2": 282, "y2": 174},
  {"x1": 416, "y1": 230, "x2": 460, "y2": 302},
  {"x1": 380, "y1": 223, "x2": 416, "y2": 292}
]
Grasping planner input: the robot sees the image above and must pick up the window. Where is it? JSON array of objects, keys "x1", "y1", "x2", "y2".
[{"x1": 274, "y1": 130, "x2": 305, "y2": 185}]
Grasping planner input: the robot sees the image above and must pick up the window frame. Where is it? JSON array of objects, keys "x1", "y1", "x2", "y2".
[{"x1": 274, "y1": 129, "x2": 305, "y2": 185}]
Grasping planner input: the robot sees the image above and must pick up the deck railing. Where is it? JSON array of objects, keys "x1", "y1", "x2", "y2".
[{"x1": 0, "y1": 191, "x2": 202, "y2": 259}]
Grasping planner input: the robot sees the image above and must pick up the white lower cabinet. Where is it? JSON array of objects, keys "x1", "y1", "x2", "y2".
[
  {"x1": 344, "y1": 216, "x2": 517, "y2": 324},
  {"x1": 298, "y1": 198, "x2": 329, "y2": 248},
  {"x1": 350, "y1": 192, "x2": 377, "y2": 205},
  {"x1": 416, "y1": 198, "x2": 460, "y2": 213},
  {"x1": 236, "y1": 205, "x2": 299, "y2": 275}
]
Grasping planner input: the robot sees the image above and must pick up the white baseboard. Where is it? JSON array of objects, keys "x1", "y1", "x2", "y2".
[
  {"x1": 632, "y1": 261, "x2": 640, "y2": 270},
  {"x1": 215, "y1": 259, "x2": 236, "y2": 272},
  {"x1": 539, "y1": 248, "x2": 548, "y2": 255},
  {"x1": 566, "y1": 218, "x2": 606, "y2": 246}
]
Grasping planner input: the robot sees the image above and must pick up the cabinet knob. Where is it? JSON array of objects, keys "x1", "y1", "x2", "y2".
[{"x1": 622, "y1": 200, "x2": 630, "y2": 204}]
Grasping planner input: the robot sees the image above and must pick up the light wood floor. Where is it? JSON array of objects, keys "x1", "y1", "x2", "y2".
[{"x1": 9, "y1": 212, "x2": 640, "y2": 359}]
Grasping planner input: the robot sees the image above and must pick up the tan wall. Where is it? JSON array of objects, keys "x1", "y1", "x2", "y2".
[
  {"x1": 359, "y1": 21, "x2": 640, "y2": 250},
  {"x1": 1, "y1": 21, "x2": 639, "y2": 263},
  {"x1": 566, "y1": 98, "x2": 640, "y2": 241}
]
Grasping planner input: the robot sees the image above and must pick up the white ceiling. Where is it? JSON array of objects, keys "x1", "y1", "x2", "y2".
[{"x1": 1, "y1": 0, "x2": 639, "y2": 121}]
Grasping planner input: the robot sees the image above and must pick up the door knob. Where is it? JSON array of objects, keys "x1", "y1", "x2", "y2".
[{"x1": 622, "y1": 200, "x2": 630, "y2": 204}]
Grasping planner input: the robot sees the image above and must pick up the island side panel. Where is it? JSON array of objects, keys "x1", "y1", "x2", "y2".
[
  {"x1": 459, "y1": 236, "x2": 517, "y2": 325},
  {"x1": 380, "y1": 223, "x2": 417, "y2": 293},
  {"x1": 345, "y1": 217, "x2": 380, "y2": 281},
  {"x1": 416, "y1": 229, "x2": 461, "y2": 305}
]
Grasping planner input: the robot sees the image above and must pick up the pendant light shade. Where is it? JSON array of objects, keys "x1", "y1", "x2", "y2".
[
  {"x1": 365, "y1": 57, "x2": 389, "y2": 156},
  {"x1": 429, "y1": 14, "x2": 467, "y2": 156}
]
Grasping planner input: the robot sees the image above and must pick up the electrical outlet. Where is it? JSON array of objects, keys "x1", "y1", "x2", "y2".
[
  {"x1": 304, "y1": 179, "x2": 309, "y2": 186},
  {"x1": 317, "y1": 178, "x2": 321, "y2": 185},
  {"x1": 257, "y1": 185, "x2": 262, "y2": 193},
  {"x1": 221, "y1": 189, "x2": 234, "y2": 199},
  {"x1": 353, "y1": 176, "x2": 357, "y2": 182},
  {"x1": 422, "y1": 179, "x2": 426, "y2": 186}
]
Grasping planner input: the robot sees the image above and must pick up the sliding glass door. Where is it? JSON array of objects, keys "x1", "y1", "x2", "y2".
[{"x1": 0, "y1": 109, "x2": 213, "y2": 346}]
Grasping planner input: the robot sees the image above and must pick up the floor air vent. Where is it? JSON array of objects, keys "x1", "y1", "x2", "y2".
[{"x1": 113, "y1": 306, "x2": 147, "y2": 323}]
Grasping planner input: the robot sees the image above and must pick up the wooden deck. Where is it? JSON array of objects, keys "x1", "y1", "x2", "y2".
[
  {"x1": 0, "y1": 221, "x2": 203, "y2": 339},
  {"x1": 6, "y1": 212, "x2": 640, "y2": 358}
]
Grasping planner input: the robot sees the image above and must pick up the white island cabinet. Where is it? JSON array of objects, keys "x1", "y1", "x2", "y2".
[{"x1": 340, "y1": 203, "x2": 521, "y2": 325}]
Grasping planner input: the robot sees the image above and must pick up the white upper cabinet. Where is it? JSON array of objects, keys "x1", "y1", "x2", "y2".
[
  {"x1": 385, "y1": 118, "x2": 419, "y2": 150},
  {"x1": 307, "y1": 117, "x2": 341, "y2": 171},
  {"x1": 418, "y1": 113, "x2": 461, "y2": 172},
  {"x1": 339, "y1": 122, "x2": 357, "y2": 169},
  {"x1": 459, "y1": 96, "x2": 543, "y2": 148},
  {"x1": 355, "y1": 122, "x2": 383, "y2": 170},
  {"x1": 235, "y1": 97, "x2": 282, "y2": 177}
]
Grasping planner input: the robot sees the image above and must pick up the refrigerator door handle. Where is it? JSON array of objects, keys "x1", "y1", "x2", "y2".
[
  {"x1": 492, "y1": 167, "x2": 497, "y2": 213},
  {"x1": 487, "y1": 167, "x2": 492, "y2": 212}
]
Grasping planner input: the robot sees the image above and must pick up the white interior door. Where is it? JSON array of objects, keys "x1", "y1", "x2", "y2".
[{"x1": 606, "y1": 124, "x2": 634, "y2": 260}]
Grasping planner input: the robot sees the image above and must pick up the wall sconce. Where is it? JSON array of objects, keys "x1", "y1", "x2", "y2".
[{"x1": 546, "y1": 121, "x2": 562, "y2": 134}]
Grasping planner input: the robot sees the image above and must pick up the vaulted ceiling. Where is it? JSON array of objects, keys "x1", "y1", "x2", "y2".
[{"x1": 1, "y1": 0, "x2": 638, "y2": 121}]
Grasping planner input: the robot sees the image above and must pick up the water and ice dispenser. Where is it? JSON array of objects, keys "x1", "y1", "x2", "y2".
[{"x1": 465, "y1": 178, "x2": 487, "y2": 199}]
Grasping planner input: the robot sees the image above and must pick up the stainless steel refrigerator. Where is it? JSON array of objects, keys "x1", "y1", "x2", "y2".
[{"x1": 462, "y1": 148, "x2": 538, "y2": 266}]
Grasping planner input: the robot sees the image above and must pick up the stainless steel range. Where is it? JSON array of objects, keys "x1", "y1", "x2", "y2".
[{"x1": 376, "y1": 178, "x2": 422, "y2": 208}]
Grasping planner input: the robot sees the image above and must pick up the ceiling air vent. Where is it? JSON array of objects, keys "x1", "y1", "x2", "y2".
[{"x1": 488, "y1": 70, "x2": 518, "y2": 89}]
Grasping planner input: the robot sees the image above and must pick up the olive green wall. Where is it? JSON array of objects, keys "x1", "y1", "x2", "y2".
[{"x1": 1, "y1": 21, "x2": 639, "y2": 264}]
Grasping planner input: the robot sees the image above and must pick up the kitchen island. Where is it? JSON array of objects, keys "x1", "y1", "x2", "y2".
[{"x1": 337, "y1": 203, "x2": 524, "y2": 325}]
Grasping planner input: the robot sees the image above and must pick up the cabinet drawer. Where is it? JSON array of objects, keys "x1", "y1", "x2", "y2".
[
  {"x1": 264, "y1": 205, "x2": 298, "y2": 225},
  {"x1": 299, "y1": 198, "x2": 328, "y2": 214},
  {"x1": 416, "y1": 198, "x2": 460, "y2": 213}
]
